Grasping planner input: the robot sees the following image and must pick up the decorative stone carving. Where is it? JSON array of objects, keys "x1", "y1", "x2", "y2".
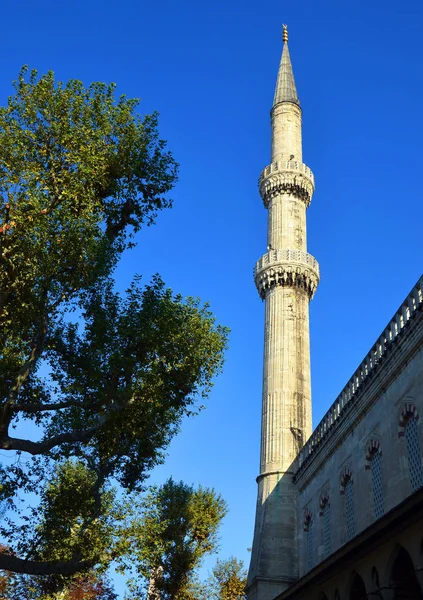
[
  {"x1": 303, "y1": 507, "x2": 313, "y2": 531},
  {"x1": 259, "y1": 160, "x2": 315, "y2": 208},
  {"x1": 254, "y1": 249, "x2": 320, "y2": 299},
  {"x1": 365, "y1": 439, "x2": 381, "y2": 470},
  {"x1": 398, "y1": 402, "x2": 420, "y2": 437},
  {"x1": 319, "y1": 489, "x2": 330, "y2": 515},
  {"x1": 339, "y1": 466, "x2": 353, "y2": 494}
]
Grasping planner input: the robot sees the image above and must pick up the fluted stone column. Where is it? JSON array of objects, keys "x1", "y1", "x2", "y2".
[{"x1": 247, "y1": 26, "x2": 319, "y2": 600}]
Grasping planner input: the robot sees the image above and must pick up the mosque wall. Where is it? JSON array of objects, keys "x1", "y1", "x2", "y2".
[{"x1": 293, "y1": 278, "x2": 423, "y2": 578}]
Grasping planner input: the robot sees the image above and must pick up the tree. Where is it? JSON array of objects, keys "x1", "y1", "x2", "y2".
[
  {"x1": 59, "y1": 574, "x2": 117, "y2": 600},
  {"x1": 0, "y1": 568, "x2": 117, "y2": 600},
  {"x1": 205, "y1": 557, "x2": 247, "y2": 600},
  {"x1": 119, "y1": 478, "x2": 228, "y2": 599},
  {"x1": 0, "y1": 67, "x2": 228, "y2": 579},
  {"x1": 157, "y1": 556, "x2": 247, "y2": 600},
  {"x1": 0, "y1": 545, "x2": 15, "y2": 598}
]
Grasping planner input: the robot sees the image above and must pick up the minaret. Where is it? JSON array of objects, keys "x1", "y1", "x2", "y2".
[{"x1": 247, "y1": 26, "x2": 319, "y2": 600}]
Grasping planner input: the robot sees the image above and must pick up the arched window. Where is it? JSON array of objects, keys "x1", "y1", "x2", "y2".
[
  {"x1": 390, "y1": 546, "x2": 422, "y2": 599},
  {"x1": 349, "y1": 573, "x2": 367, "y2": 600},
  {"x1": 365, "y1": 441, "x2": 384, "y2": 519},
  {"x1": 304, "y1": 510, "x2": 313, "y2": 571},
  {"x1": 345, "y1": 479, "x2": 355, "y2": 539},
  {"x1": 399, "y1": 404, "x2": 423, "y2": 492},
  {"x1": 319, "y1": 492, "x2": 330, "y2": 558},
  {"x1": 371, "y1": 451, "x2": 384, "y2": 517},
  {"x1": 371, "y1": 566, "x2": 382, "y2": 599},
  {"x1": 405, "y1": 417, "x2": 423, "y2": 491},
  {"x1": 340, "y1": 468, "x2": 355, "y2": 541},
  {"x1": 307, "y1": 520, "x2": 313, "y2": 570}
]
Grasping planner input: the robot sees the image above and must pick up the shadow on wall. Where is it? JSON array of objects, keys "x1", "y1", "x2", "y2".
[{"x1": 247, "y1": 458, "x2": 299, "y2": 598}]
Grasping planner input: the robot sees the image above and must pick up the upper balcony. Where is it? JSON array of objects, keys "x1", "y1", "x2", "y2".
[
  {"x1": 254, "y1": 249, "x2": 320, "y2": 299},
  {"x1": 259, "y1": 159, "x2": 314, "y2": 184},
  {"x1": 259, "y1": 160, "x2": 315, "y2": 208}
]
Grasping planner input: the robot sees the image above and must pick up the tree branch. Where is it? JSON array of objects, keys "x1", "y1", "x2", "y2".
[
  {"x1": 0, "y1": 552, "x2": 96, "y2": 576},
  {"x1": 7, "y1": 382, "x2": 126, "y2": 455},
  {"x1": 1, "y1": 421, "x2": 104, "y2": 455},
  {"x1": 105, "y1": 199, "x2": 136, "y2": 241},
  {"x1": 0, "y1": 311, "x2": 48, "y2": 438},
  {"x1": 13, "y1": 397, "x2": 105, "y2": 414}
]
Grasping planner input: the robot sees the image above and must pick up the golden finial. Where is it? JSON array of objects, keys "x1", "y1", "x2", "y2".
[{"x1": 282, "y1": 24, "x2": 288, "y2": 44}]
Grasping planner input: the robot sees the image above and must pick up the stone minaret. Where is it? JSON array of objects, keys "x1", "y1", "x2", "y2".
[{"x1": 247, "y1": 26, "x2": 319, "y2": 600}]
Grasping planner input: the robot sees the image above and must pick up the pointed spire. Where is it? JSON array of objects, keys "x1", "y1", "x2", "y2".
[{"x1": 273, "y1": 24, "x2": 300, "y2": 107}]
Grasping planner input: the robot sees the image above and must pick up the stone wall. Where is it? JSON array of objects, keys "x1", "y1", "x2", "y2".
[
  {"x1": 274, "y1": 487, "x2": 423, "y2": 600},
  {"x1": 294, "y1": 276, "x2": 423, "y2": 577}
]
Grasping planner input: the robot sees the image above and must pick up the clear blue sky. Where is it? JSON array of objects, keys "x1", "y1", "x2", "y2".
[{"x1": 1, "y1": 0, "x2": 422, "y2": 595}]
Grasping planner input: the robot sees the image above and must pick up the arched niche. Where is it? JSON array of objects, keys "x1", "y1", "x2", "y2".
[
  {"x1": 390, "y1": 546, "x2": 422, "y2": 599},
  {"x1": 349, "y1": 573, "x2": 367, "y2": 600}
]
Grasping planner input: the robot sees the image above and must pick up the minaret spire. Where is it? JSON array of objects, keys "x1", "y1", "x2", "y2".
[
  {"x1": 247, "y1": 27, "x2": 319, "y2": 600},
  {"x1": 273, "y1": 24, "x2": 300, "y2": 107}
]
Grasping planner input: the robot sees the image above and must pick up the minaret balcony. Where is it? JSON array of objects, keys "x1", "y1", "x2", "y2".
[
  {"x1": 254, "y1": 249, "x2": 320, "y2": 299},
  {"x1": 259, "y1": 160, "x2": 314, "y2": 208}
]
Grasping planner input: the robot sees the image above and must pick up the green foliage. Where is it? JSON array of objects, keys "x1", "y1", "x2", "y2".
[
  {"x1": 0, "y1": 67, "x2": 177, "y2": 371},
  {"x1": 205, "y1": 557, "x2": 247, "y2": 599},
  {"x1": 44, "y1": 276, "x2": 228, "y2": 490},
  {"x1": 0, "y1": 67, "x2": 229, "y2": 580},
  {"x1": 140, "y1": 555, "x2": 248, "y2": 600},
  {"x1": 0, "y1": 568, "x2": 118, "y2": 600},
  {"x1": 35, "y1": 462, "x2": 115, "y2": 564},
  {"x1": 118, "y1": 479, "x2": 228, "y2": 599}
]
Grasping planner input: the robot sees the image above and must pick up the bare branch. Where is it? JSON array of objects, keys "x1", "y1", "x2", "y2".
[
  {"x1": 0, "y1": 552, "x2": 96, "y2": 576},
  {"x1": 13, "y1": 398, "x2": 105, "y2": 414},
  {"x1": 8, "y1": 386, "x2": 124, "y2": 455},
  {"x1": 1, "y1": 421, "x2": 104, "y2": 455}
]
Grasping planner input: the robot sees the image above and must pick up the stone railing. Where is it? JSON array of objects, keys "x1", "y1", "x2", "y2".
[
  {"x1": 254, "y1": 249, "x2": 320, "y2": 299},
  {"x1": 259, "y1": 160, "x2": 314, "y2": 184},
  {"x1": 259, "y1": 160, "x2": 315, "y2": 207},
  {"x1": 295, "y1": 275, "x2": 423, "y2": 477},
  {"x1": 255, "y1": 249, "x2": 319, "y2": 274}
]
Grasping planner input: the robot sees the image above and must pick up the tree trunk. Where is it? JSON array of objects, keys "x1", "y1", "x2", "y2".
[{"x1": 147, "y1": 565, "x2": 163, "y2": 600}]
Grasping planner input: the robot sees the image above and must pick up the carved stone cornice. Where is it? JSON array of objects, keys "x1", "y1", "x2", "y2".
[
  {"x1": 254, "y1": 249, "x2": 320, "y2": 299},
  {"x1": 259, "y1": 160, "x2": 314, "y2": 208}
]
